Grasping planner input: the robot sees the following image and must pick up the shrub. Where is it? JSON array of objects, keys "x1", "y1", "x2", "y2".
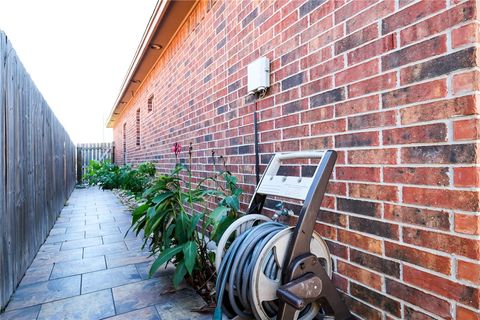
[
  {"x1": 129, "y1": 144, "x2": 242, "y2": 298},
  {"x1": 83, "y1": 160, "x2": 156, "y2": 196}
]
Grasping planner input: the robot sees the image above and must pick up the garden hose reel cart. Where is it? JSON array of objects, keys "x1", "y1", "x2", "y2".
[{"x1": 215, "y1": 150, "x2": 352, "y2": 320}]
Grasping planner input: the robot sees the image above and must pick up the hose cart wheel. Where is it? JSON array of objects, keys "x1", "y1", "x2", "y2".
[
  {"x1": 215, "y1": 150, "x2": 353, "y2": 320},
  {"x1": 251, "y1": 227, "x2": 332, "y2": 319}
]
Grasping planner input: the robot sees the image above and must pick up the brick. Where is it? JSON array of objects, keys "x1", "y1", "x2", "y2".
[
  {"x1": 348, "y1": 72, "x2": 396, "y2": 98},
  {"x1": 404, "y1": 306, "x2": 437, "y2": 320},
  {"x1": 334, "y1": 0, "x2": 372, "y2": 24},
  {"x1": 349, "y1": 183, "x2": 398, "y2": 201},
  {"x1": 335, "y1": 95, "x2": 379, "y2": 117},
  {"x1": 351, "y1": 283, "x2": 401, "y2": 317},
  {"x1": 314, "y1": 223, "x2": 337, "y2": 240},
  {"x1": 242, "y1": 8, "x2": 258, "y2": 28},
  {"x1": 300, "y1": 136, "x2": 332, "y2": 150},
  {"x1": 455, "y1": 213, "x2": 480, "y2": 235},
  {"x1": 452, "y1": 22, "x2": 480, "y2": 48},
  {"x1": 348, "y1": 34, "x2": 396, "y2": 65},
  {"x1": 282, "y1": 99, "x2": 308, "y2": 115},
  {"x1": 453, "y1": 71, "x2": 480, "y2": 94},
  {"x1": 382, "y1": 80, "x2": 447, "y2": 108},
  {"x1": 282, "y1": 72, "x2": 304, "y2": 90},
  {"x1": 274, "y1": 10, "x2": 297, "y2": 35},
  {"x1": 350, "y1": 249, "x2": 400, "y2": 278},
  {"x1": 309, "y1": 0, "x2": 333, "y2": 23},
  {"x1": 300, "y1": 105, "x2": 334, "y2": 123},
  {"x1": 384, "y1": 204, "x2": 450, "y2": 231},
  {"x1": 385, "y1": 242, "x2": 451, "y2": 275},
  {"x1": 383, "y1": 123, "x2": 447, "y2": 145},
  {"x1": 334, "y1": 23, "x2": 378, "y2": 54},
  {"x1": 301, "y1": 46, "x2": 332, "y2": 69},
  {"x1": 332, "y1": 273, "x2": 348, "y2": 292},
  {"x1": 300, "y1": 76, "x2": 332, "y2": 96},
  {"x1": 348, "y1": 148, "x2": 397, "y2": 165},
  {"x1": 310, "y1": 56, "x2": 344, "y2": 79},
  {"x1": 400, "y1": 47, "x2": 477, "y2": 85},
  {"x1": 311, "y1": 118, "x2": 346, "y2": 135},
  {"x1": 316, "y1": 209, "x2": 347, "y2": 227},
  {"x1": 337, "y1": 261, "x2": 382, "y2": 290},
  {"x1": 346, "y1": 0, "x2": 395, "y2": 33},
  {"x1": 282, "y1": 125, "x2": 308, "y2": 138},
  {"x1": 399, "y1": 1, "x2": 475, "y2": 45},
  {"x1": 281, "y1": 45, "x2": 307, "y2": 66},
  {"x1": 454, "y1": 118, "x2": 480, "y2": 141},
  {"x1": 454, "y1": 167, "x2": 480, "y2": 187},
  {"x1": 337, "y1": 197, "x2": 381, "y2": 217},
  {"x1": 281, "y1": 16, "x2": 309, "y2": 42},
  {"x1": 306, "y1": 24, "x2": 344, "y2": 50},
  {"x1": 384, "y1": 167, "x2": 449, "y2": 186},
  {"x1": 404, "y1": 266, "x2": 479, "y2": 308},
  {"x1": 401, "y1": 144, "x2": 478, "y2": 164},
  {"x1": 382, "y1": 35, "x2": 447, "y2": 71},
  {"x1": 403, "y1": 227, "x2": 480, "y2": 259},
  {"x1": 275, "y1": 113, "x2": 298, "y2": 128},
  {"x1": 456, "y1": 306, "x2": 480, "y2": 320},
  {"x1": 344, "y1": 295, "x2": 382, "y2": 320},
  {"x1": 310, "y1": 87, "x2": 345, "y2": 107},
  {"x1": 299, "y1": 0, "x2": 327, "y2": 17},
  {"x1": 403, "y1": 187, "x2": 479, "y2": 211},
  {"x1": 348, "y1": 110, "x2": 396, "y2": 130},
  {"x1": 275, "y1": 140, "x2": 300, "y2": 152},
  {"x1": 350, "y1": 216, "x2": 399, "y2": 239},
  {"x1": 326, "y1": 181, "x2": 347, "y2": 196},
  {"x1": 335, "y1": 131, "x2": 379, "y2": 148},
  {"x1": 325, "y1": 239, "x2": 348, "y2": 259},
  {"x1": 336, "y1": 166, "x2": 380, "y2": 182},
  {"x1": 382, "y1": 0, "x2": 446, "y2": 34},
  {"x1": 458, "y1": 260, "x2": 480, "y2": 285},
  {"x1": 335, "y1": 59, "x2": 378, "y2": 86},
  {"x1": 401, "y1": 95, "x2": 478, "y2": 125},
  {"x1": 386, "y1": 279, "x2": 451, "y2": 319},
  {"x1": 339, "y1": 230, "x2": 383, "y2": 254}
]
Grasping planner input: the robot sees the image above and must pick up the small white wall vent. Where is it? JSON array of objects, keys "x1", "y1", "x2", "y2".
[{"x1": 247, "y1": 57, "x2": 270, "y2": 95}]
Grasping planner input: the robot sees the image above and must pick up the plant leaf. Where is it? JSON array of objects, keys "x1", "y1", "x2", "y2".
[
  {"x1": 189, "y1": 214, "x2": 203, "y2": 235},
  {"x1": 149, "y1": 245, "x2": 184, "y2": 277},
  {"x1": 212, "y1": 215, "x2": 236, "y2": 243},
  {"x1": 133, "y1": 203, "x2": 149, "y2": 215},
  {"x1": 208, "y1": 206, "x2": 229, "y2": 224},
  {"x1": 175, "y1": 212, "x2": 189, "y2": 243},
  {"x1": 173, "y1": 261, "x2": 188, "y2": 288},
  {"x1": 152, "y1": 191, "x2": 173, "y2": 204},
  {"x1": 146, "y1": 206, "x2": 156, "y2": 219},
  {"x1": 224, "y1": 196, "x2": 239, "y2": 212},
  {"x1": 183, "y1": 241, "x2": 198, "y2": 275}
]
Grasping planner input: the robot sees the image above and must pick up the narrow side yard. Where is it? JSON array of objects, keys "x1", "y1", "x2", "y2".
[{"x1": 0, "y1": 188, "x2": 209, "y2": 320}]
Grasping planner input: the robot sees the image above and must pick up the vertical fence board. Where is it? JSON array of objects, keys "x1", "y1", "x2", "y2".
[
  {"x1": 76, "y1": 142, "x2": 114, "y2": 183},
  {"x1": 0, "y1": 31, "x2": 6, "y2": 309},
  {"x1": 0, "y1": 31, "x2": 76, "y2": 310}
]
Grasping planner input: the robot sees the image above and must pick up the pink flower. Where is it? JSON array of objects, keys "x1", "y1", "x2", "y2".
[{"x1": 172, "y1": 143, "x2": 182, "y2": 155}]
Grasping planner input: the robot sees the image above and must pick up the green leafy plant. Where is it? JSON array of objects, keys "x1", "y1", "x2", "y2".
[
  {"x1": 129, "y1": 144, "x2": 242, "y2": 295},
  {"x1": 84, "y1": 160, "x2": 121, "y2": 190},
  {"x1": 83, "y1": 160, "x2": 156, "y2": 196}
]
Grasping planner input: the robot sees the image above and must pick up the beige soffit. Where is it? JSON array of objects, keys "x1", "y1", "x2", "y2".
[{"x1": 107, "y1": 0, "x2": 197, "y2": 128}]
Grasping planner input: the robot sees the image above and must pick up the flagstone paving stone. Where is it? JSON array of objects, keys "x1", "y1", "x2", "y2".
[{"x1": 0, "y1": 188, "x2": 210, "y2": 320}]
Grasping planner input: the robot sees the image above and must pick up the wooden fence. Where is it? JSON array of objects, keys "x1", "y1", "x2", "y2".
[
  {"x1": 0, "y1": 32, "x2": 76, "y2": 309},
  {"x1": 76, "y1": 142, "x2": 114, "y2": 183}
]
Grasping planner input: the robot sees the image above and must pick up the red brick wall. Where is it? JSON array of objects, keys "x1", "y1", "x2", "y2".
[{"x1": 113, "y1": 0, "x2": 480, "y2": 318}]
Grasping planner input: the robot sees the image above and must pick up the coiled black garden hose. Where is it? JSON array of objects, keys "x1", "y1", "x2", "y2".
[{"x1": 214, "y1": 221, "x2": 287, "y2": 319}]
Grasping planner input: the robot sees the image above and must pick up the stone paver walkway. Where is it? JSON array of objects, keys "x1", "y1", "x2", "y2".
[{"x1": 0, "y1": 188, "x2": 209, "y2": 320}]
